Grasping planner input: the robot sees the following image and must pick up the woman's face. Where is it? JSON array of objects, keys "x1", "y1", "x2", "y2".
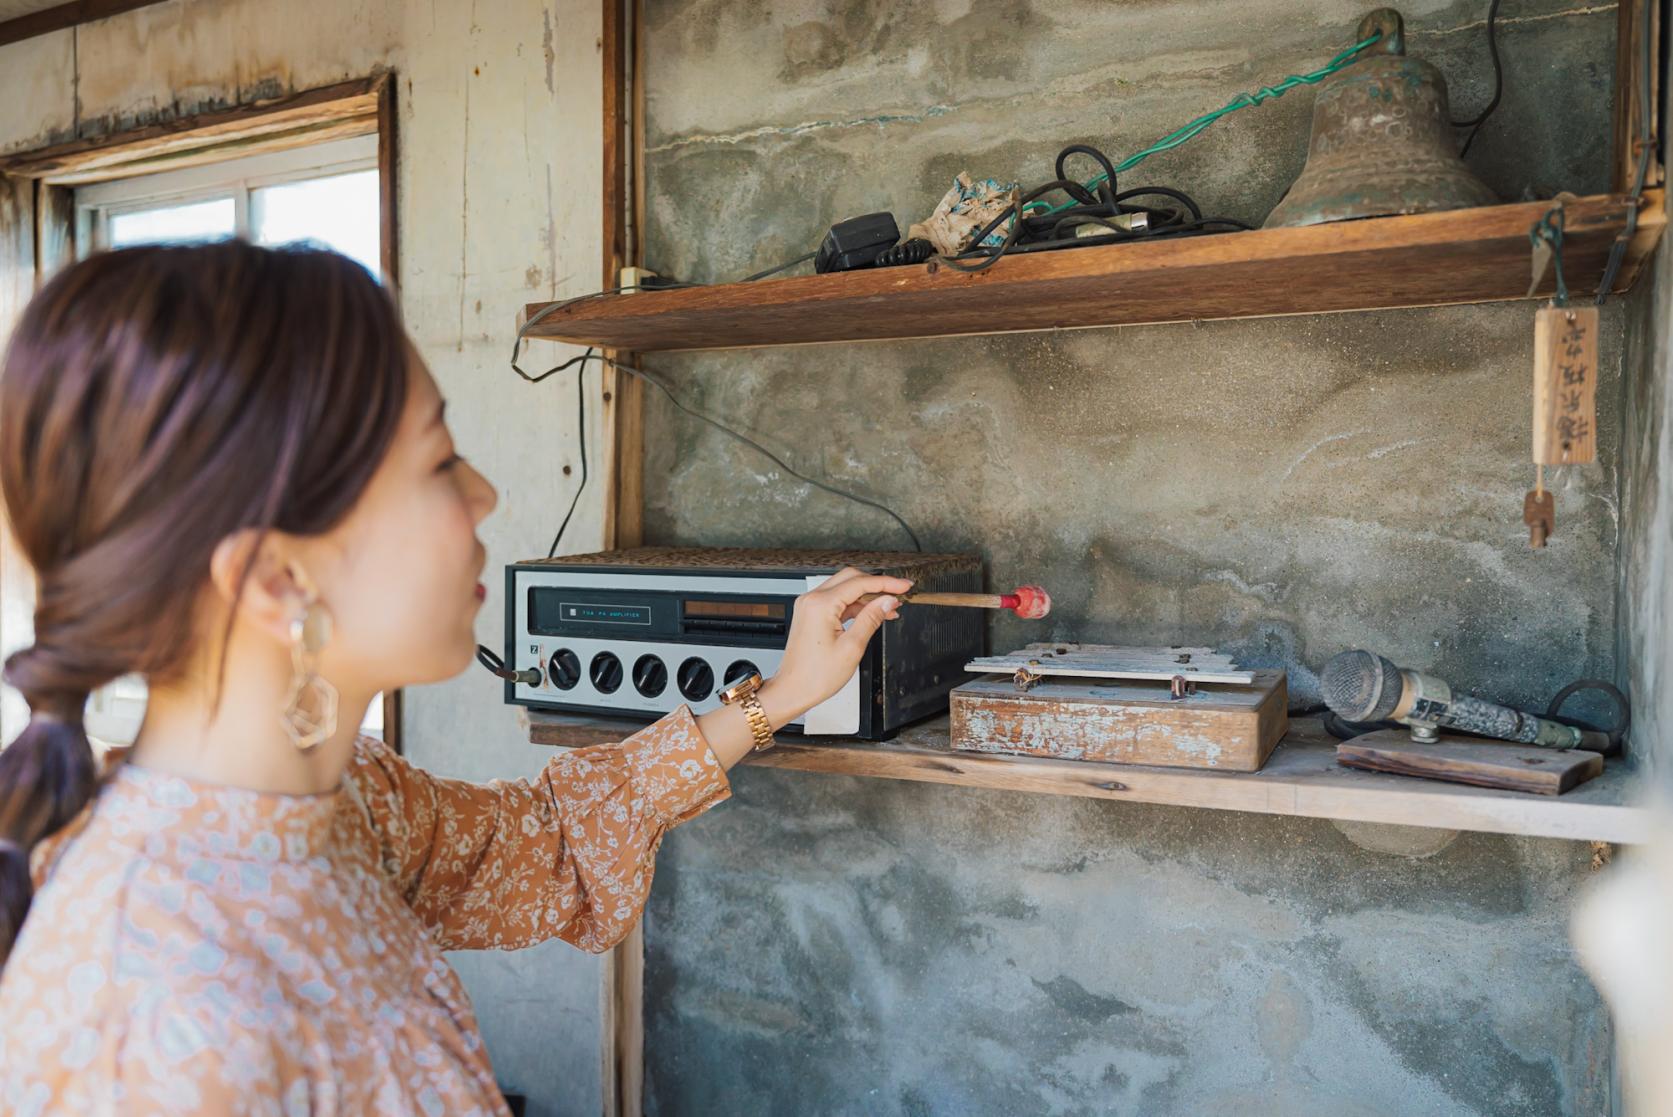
[{"x1": 302, "y1": 350, "x2": 498, "y2": 695}]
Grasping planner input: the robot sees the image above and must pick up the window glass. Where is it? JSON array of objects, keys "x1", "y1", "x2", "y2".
[
  {"x1": 108, "y1": 197, "x2": 236, "y2": 248},
  {"x1": 253, "y1": 170, "x2": 381, "y2": 277}
]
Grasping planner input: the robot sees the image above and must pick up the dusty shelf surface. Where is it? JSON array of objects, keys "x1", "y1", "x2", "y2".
[
  {"x1": 525, "y1": 709, "x2": 1652, "y2": 843},
  {"x1": 521, "y1": 191, "x2": 1665, "y2": 353}
]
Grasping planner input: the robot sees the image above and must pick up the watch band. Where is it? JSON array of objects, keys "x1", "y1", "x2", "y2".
[
  {"x1": 719, "y1": 674, "x2": 775, "y2": 752},
  {"x1": 740, "y1": 691, "x2": 774, "y2": 752}
]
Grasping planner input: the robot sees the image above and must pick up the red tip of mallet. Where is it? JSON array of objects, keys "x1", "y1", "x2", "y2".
[{"x1": 1001, "y1": 585, "x2": 1051, "y2": 620}]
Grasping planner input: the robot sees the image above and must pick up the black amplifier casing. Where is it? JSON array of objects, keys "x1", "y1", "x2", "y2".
[{"x1": 504, "y1": 548, "x2": 984, "y2": 740}]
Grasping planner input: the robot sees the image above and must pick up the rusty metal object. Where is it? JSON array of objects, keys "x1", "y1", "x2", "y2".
[
  {"x1": 1264, "y1": 9, "x2": 1497, "y2": 228},
  {"x1": 1014, "y1": 664, "x2": 1044, "y2": 691},
  {"x1": 1169, "y1": 675, "x2": 1197, "y2": 700}
]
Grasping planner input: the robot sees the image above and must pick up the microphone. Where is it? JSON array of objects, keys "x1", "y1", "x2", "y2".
[{"x1": 1320, "y1": 649, "x2": 1609, "y2": 751}]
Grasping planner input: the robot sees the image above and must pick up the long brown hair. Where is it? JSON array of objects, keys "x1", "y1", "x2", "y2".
[{"x1": 0, "y1": 241, "x2": 410, "y2": 965}]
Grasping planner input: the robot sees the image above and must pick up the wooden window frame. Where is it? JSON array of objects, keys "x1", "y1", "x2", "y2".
[
  {"x1": 0, "y1": 72, "x2": 404, "y2": 750},
  {"x1": 74, "y1": 133, "x2": 378, "y2": 254}
]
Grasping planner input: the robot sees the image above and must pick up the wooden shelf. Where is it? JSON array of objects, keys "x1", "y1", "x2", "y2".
[
  {"x1": 522, "y1": 192, "x2": 1665, "y2": 353},
  {"x1": 524, "y1": 710, "x2": 1651, "y2": 843}
]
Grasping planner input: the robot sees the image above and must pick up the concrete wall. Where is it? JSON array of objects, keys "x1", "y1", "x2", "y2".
[
  {"x1": 638, "y1": 1, "x2": 1627, "y2": 1113},
  {"x1": 0, "y1": 4, "x2": 612, "y2": 1115},
  {"x1": 1618, "y1": 107, "x2": 1673, "y2": 793}
]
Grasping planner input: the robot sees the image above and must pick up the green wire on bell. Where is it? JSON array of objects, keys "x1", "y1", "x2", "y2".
[{"x1": 1264, "y1": 8, "x2": 1497, "y2": 228}]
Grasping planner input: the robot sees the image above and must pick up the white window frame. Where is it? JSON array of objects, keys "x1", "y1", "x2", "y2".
[
  {"x1": 73, "y1": 133, "x2": 382, "y2": 744},
  {"x1": 75, "y1": 134, "x2": 379, "y2": 259}
]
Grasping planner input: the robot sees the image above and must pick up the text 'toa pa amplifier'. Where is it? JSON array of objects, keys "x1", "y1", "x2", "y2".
[{"x1": 503, "y1": 548, "x2": 984, "y2": 739}]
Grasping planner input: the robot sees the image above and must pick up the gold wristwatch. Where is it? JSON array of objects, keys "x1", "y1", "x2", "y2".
[{"x1": 718, "y1": 672, "x2": 775, "y2": 752}]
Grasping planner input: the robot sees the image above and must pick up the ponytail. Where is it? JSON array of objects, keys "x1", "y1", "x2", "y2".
[{"x1": 0, "y1": 646, "x2": 98, "y2": 967}]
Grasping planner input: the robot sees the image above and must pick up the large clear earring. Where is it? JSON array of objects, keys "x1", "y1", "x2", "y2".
[{"x1": 281, "y1": 601, "x2": 339, "y2": 751}]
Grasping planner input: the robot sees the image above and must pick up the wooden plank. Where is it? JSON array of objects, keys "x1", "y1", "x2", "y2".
[
  {"x1": 376, "y1": 72, "x2": 400, "y2": 300},
  {"x1": 1338, "y1": 732, "x2": 1603, "y2": 796},
  {"x1": 949, "y1": 672, "x2": 1287, "y2": 772},
  {"x1": 524, "y1": 709, "x2": 1652, "y2": 844},
  {"x1": 1532, "y1": 305, "x2": 1600, "y2": 465},
  {"x1": 967, "y1": 662, "x2": 1256, "y2": 685},
  {"x1": 598, "y1": 3, "x2": 643, "y2": 1115},
  {"x1": 374, "y1": 73, "x2": 403, "y2": 756},
  {"x1": 0, "y1": 0, "x2": 169, "y2": 49},
  {"x1": 1613, "y1": 0, "x2": 1664, "y2": 195},
  {"x1": 607, "y1": 372, "x2": 645, "y2": 548},
  {"x1": 32, "y1": 182, "x2": 74, "y2": 282},
  {"x1": 521, "y1": 192, "x2": 1667, "y2": 353},
  {"x1": 0, "y1": 174, "x2": 36, "y2": 743},
  {"x1": 1, "y1": 77, "x2": 381, "y2": 185}
]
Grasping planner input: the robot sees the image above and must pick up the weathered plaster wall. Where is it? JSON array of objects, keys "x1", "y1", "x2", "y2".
[
  {"x1": 649, "y1": 774, "x2": 1609, "y2": 1116},
  {"x1": 1617, "y1": 95, "x2": 1672, "y2": 791},
  {"x1": 0, "y1": 3, "x2": 611, "y2": 1114},
  {"x1": 639, "y1": 1, "x2": 1628, "y2": 1113}
]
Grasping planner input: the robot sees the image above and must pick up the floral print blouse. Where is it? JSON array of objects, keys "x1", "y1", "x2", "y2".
[{"x1": 0, "y1": 706, "x2": 729, "y2": 1116}]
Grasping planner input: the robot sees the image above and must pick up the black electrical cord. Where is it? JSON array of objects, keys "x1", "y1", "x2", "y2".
[
  {"x1": 513, "y1": 245, "x2": 821, "y2": 375},
  {"x1": 554, "y1": 350, "x2": 924, "y2": 552},
  {"x1": 1545, "y1": 678, "x2": 1632, "y2": 753},
  {"x1": 514, "y1": 284, "x2": 703, "y2": 385},
  {"x1": 546, "y1": 348, "x2": 591, "y2": 558},
  {"x1": 511, "y1": 300, "x2": 925, "y2": 557},
  {"x1": 1451, "y1": 0, "x2": 1503, "y2": 157},
  {"x1": 741, "y1": 250, "x2": 817, "y2": 282},
  {"x1": 1595, "y1": 0, "x2": 1656, "y2": 304},
  {"x1": 476, "y1": 643, "x2": 540, "y2": 685},
  {"x1": 935, "y1": 143, "x2": 1252, "y2": 273}
]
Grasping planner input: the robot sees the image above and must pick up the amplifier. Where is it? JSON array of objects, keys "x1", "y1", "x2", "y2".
[{"x1": 503, "y1": 547, "x2": 984, "y2": 739}]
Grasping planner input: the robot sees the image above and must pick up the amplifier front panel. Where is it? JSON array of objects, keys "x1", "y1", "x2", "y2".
[
  {"x1": 515, "y1": 634, "x2": 787, "y2": 718},
  {"x1": 508, "y1": 567, "x2": 862, "y2": 732}
]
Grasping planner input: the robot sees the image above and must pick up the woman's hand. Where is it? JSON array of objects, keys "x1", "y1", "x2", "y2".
[{"x1": 758, "y1": 567, "x2": 914, "y2": 728}]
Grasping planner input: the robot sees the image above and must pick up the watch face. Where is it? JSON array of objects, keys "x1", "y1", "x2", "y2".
[{"x1": 721, "y1": 674, "x2": 762, "y2": 703}]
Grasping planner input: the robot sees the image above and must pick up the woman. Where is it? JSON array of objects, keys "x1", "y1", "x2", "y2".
[{"x1": 0, "y1": 242, "x2": 909, "y2": 1115}]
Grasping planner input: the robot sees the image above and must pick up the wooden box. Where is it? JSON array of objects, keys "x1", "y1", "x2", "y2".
[{"x1": 949, "y1": 670, "x2": 1288, "y2": 772}]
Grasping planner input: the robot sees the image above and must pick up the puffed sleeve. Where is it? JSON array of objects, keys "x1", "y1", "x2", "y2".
[{"x1": 344, "y1": 706, "x2": 730, "y2": 953}]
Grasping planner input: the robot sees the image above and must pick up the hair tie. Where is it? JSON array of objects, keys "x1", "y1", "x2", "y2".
[{"x1": 0, "y1": 838, "x2": 22, "y2": 859}]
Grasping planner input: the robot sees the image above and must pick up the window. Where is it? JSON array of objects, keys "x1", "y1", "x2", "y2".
[
  {"x1": 77, "y1": 135, "x2": 380, "y2": 272},
  {"x1": 74, "y1": 134, "x2": 385, "y2": 745}
]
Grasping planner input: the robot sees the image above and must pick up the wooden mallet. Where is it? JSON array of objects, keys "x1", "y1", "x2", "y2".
[{"x1": 858, "y1": 584, "x2": 1051, "y2": 619}]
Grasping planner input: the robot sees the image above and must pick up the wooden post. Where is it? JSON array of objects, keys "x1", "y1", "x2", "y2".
[
  {"x1": 599, "y1": 4, "x2": 647, "y2": 1114},
  {"x1": 1612, "y1": 0, "x2": 1664, "y2": 195},
  {"x1": 376, "y1": 71, "x2": 405, "y2": 753},
  {"x1": 376, "y1": 72, "x2": 400, "y2": 304},
  {"x1": 598, "y1": 0, "x2": 645, "y2": 559},
  {"x1": 0, "y1": 175, "x2": 36, "y2": 743}
]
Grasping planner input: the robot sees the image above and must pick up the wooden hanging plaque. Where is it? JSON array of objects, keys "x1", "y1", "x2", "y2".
[{"x1": 1532, "y1": 304, "x2": 1599, "y2": 465}]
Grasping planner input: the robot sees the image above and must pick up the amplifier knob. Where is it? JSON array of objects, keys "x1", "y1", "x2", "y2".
[
  {"x1": 590, "y1": 651, "x2": 624, "y2": 694},
  {"x1": 677, "y1": 657, "x2": 715, "y2": 702},
  {"x1": 724, "y1": 659, "x2": 762, "y2": 687},
  {"x1": 633, "y1": 655, "x2": 668, "y2": 697},
  {"x1": 549, "y1": 649, "x2": 581, "y2": 690}
]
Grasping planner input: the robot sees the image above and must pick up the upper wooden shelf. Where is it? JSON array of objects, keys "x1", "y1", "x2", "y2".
[
  {"x1": 524, "y1": 709, "x2": 1651, "y2": 844},
  {"x1": 522, "y1": 192, "x2": 1665, "y2": 352}
]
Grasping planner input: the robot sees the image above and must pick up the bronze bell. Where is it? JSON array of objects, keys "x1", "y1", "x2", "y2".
[{"x1": 1264, "y1": 8, "x2": 1496, "y2": 228}]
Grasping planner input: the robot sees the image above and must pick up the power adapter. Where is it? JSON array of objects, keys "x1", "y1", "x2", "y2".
[{"x1": 814, "y1": 213, "x2": 901, "y2": 273}]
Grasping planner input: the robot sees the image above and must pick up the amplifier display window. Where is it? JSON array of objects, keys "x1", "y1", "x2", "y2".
[
  {"x1": 681, "y1": 598, "x2": 789, "y2": 636},
  {"x1": 682, "y1": 600, "x2": 786, "y2": 620}
]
